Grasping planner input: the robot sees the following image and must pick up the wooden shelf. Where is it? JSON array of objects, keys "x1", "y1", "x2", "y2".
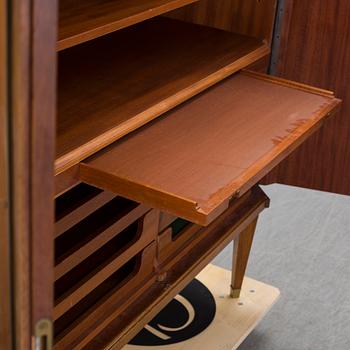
[
  {"x1": 58, "y1": 0, "x2": 200, "y2": 50},
  {"x1": 56, "y1": 17, "x2": 269, "y2": 174},
  {"x1": 80, "y1": 72, "x2": 340, "y2": 225}
]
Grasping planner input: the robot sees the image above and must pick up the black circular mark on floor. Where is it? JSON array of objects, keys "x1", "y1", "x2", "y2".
[{"x1": 129, "y1": 279, "x2": 216, "y2": 346}]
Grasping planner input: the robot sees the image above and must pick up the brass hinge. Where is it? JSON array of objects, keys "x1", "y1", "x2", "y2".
[{"x1": 34, "y1": 319, "x2": 53, "y2": 350}]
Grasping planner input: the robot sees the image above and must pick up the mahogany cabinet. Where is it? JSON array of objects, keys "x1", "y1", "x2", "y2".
[{"x1": 0, "y1": 0, "x2": 341, "y2": 349}]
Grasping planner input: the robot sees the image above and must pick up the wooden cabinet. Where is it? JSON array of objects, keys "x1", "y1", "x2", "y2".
[{"x1": 1, "y1": 0, "x2": 342, "y2": 349}]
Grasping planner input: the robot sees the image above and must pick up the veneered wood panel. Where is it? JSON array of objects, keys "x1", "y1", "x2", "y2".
[
  {"x1": 0, "y1": 0, "x2": 12, "y2": 348},
  {"x1": 167, "y1": 0, "x2": 277, "y2": 44},
  {"x1": 264, "y1": 0, "x2": 350, "y2": 195},
  {"x1": 31, "y1": 0, "x2": 57, "y2": 328},
  {"x1": 56, "y1": 17, "x2": 269, "y2": 174},
  {"x1": 81, "y1": 72, "x2": 340, "y2": 225},
  {"x1": 58, "y1": 0, "x2": 200, "y2": 50},
  {"x1": 55, "y1": 164, "x2": 80, "y2": 197},
  {"x1": 11, "y1": 0, "x2": 32, "y2": 348}
]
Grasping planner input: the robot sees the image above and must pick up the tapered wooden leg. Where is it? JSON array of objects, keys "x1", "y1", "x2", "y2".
[{"x1": 230, "y1": 219, "x2": 258, "y2": 298}]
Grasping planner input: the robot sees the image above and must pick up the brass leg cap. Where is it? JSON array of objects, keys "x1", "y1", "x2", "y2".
[{"x1": 230, "y1": 286, "x2": 241, "y2": 298}]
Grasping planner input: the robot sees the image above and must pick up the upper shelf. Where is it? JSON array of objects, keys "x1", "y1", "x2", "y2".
[
  {"x1": 56, "y1": 17, "x2": 269, "y2": 174},
  {"x1": 80, "y1": 72, "x2": 340, "y2": 226},
  {"x1": 58, "y1": 0, "x2": 200, "y2": 50}
]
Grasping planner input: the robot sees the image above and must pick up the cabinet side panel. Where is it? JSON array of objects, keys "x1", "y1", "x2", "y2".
[
  {"x1": 11, "y1": 0, "x2": 32, "y2": 347},
  {"x1": 264, "y1": 0, "x2": 350, "y2": 195},
  {"x1": 9, "y1": 0, "x2": 57, "y2": 346}
]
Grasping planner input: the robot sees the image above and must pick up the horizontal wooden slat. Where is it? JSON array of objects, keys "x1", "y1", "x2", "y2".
[
  {"x1": 56, "y1": 17, "x2": 269, "y2": 174},
  {"x1": 54, "y1": 243, "x2": 157, "y2": 349},
  {"x1": 58, "y1": 0, "x2": 200, "y2": 50},
  {"x1": 54, "y1": 210, "x2": 159, "y2": 320},
  {"x1": 55, "y1": 184, "x2": 117, "y2": 237},
  {"x1": 55, "y1": 204, "x2": 150, "y2": 280},
  {"x1": 81, "y1": 72, "x2": 340, "y2": 225}
]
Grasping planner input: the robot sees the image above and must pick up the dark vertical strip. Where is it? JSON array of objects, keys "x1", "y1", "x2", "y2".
[{"x1": 269, "y1": 0, "x2": 286, "y2": 75}]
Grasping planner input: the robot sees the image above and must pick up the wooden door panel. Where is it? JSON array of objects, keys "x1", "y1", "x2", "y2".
[
  {"x1": 31, "y1": 0, "x2": 57, "y2": 328},
  {"x1": 0, "y1": 0, "x2": 13, "y2": 348},
  {"x1": 264, "y1": 0, "x2": 350, "y2": 195},
  {"x1": 7, "y1": 0, "x2": 57, "y2": 348}
]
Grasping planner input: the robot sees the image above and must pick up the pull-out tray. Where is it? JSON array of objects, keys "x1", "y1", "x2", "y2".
[{"x1": 80, "y1": 72, "x2": 340, "y2": 225}]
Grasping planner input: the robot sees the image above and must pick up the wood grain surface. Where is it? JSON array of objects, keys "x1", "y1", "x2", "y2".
[
  {"x1": 55, "y1": 164, "x2": 80, "y2": 197},
  {"x1": 168, "y1": 0, "x2": 277, "y2": 44},
  {"x1": 0, "y1": 0, "x2": 12, "y2": 347},
  {"x1": 10, "y1": 0, "x2": 32, "y2": 347},
  {"x1": 264, "y1": 0, "x2": 350, "y2": 195},
  {"x1": 58, "y1": 0, "x2": 200, "y2": 50},
  {"x1": 56, "y1": 17, "x2": 269, "y2": 174},
  {"x1": 31, "y1": 0, "x2": 57, "y2": 327},
  {"x1": 81, "y1": 72, "x2": 340, "y2": 225},
  {"x1": 231, "y1": 219, "x2": 257, "y2": 298}
]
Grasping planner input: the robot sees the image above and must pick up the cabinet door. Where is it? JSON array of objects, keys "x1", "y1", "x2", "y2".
[
  {"x1": 0, "y1": 1, "x2": 13, "y2": 348},
  {"x1": 5, "y1": 0, "x2": 57, "y2": 349},
  {"x1": 266, "y1": 0, "x2": 350, "y2": 195}
]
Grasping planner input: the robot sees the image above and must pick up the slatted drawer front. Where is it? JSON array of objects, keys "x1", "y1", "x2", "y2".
[
  {"x1": 54, "y1": 243, "x2": 156, "y2": 349},
  {"x1": 82, "y1": 186, "x2": 270, "y2": 350},
  {"x1": 54, "y1": 184, "x2": 159, "y2": 348},
  {"x1": 54, "y1": 198, "x2": 152, "y2": 280},
  {"x1": 55, "y1": 183, "x2": 117, "y2": 237},
  {"x1": 53, "y1": 186, "x2": 268, "y2": 349}
]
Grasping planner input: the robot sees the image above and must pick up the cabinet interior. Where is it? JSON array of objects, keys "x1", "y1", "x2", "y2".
[{"x1": 50, "y1": 1, "x2": 340, "y2": 348}]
